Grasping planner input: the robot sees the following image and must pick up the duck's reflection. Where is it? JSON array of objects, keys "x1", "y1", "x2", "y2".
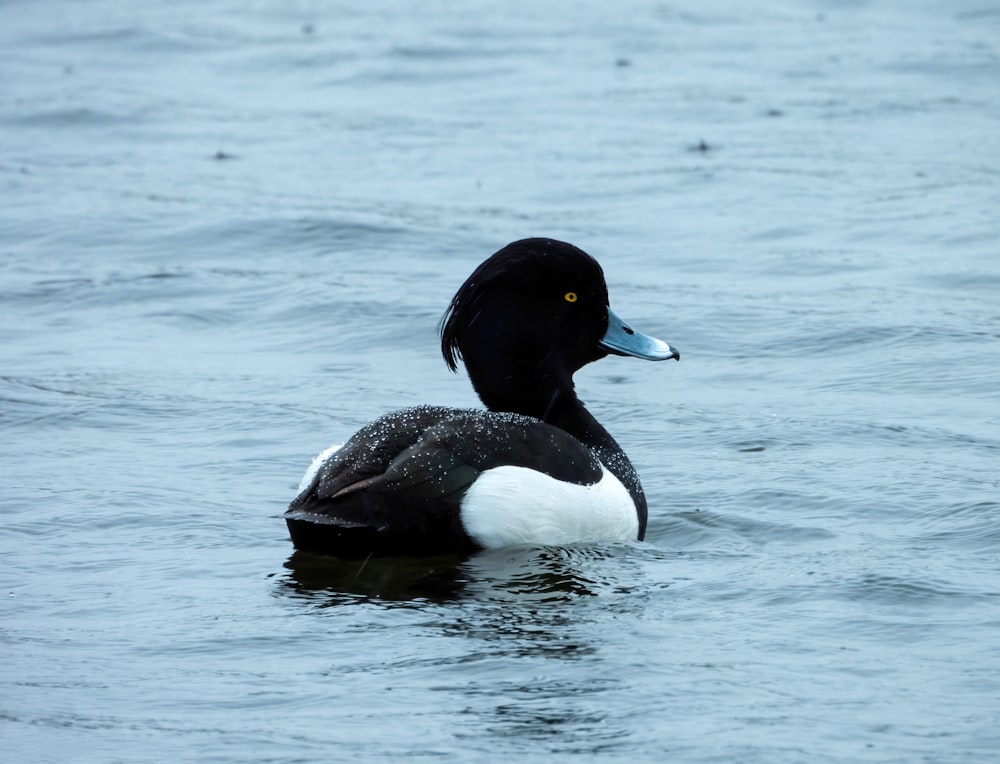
[
  {"x1": 279, "y1": 543, "x2": 639, "y2": 605},
  {"x1": 278, "y1": 544, "x2": 657, "y2": 754},
  {"x1": 280, "y1": 549, "x2": 468, "y2": 603}
]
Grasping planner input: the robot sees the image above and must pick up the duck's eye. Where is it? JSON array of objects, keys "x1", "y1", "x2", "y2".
[{"x1": 563, "y1": 291, "x2": 578, "y2": 303}]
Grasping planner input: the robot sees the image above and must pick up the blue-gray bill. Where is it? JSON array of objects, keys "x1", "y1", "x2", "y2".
[{"x1": 600, "y1": 307, "x2": 679, "y2": 361}]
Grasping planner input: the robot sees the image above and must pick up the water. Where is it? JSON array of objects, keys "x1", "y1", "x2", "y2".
[{"x1": 3, "y1": 0, "x2": 999, "y2": 761}]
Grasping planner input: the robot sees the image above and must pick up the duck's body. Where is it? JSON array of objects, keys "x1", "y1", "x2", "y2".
[
  {"x1": 286, "y1": 238, "x2": 678, "y2": 558},
  {"x1": 287, "y1": 406, "x2": 637, "y2": 556}
]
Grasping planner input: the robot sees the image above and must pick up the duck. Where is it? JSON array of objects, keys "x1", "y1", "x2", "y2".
[{"x1": 285, "y1": 237, "x2": 679, "y2": 558}]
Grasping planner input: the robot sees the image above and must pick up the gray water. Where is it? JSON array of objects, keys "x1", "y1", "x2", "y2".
[{"x1": 3, "y1": 0, "x2": 999, "y2": 761}]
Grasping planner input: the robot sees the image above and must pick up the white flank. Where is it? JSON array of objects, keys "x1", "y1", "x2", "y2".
[
  {"x1": 296, "y1": 443, "x2": 343, "y2": 493},
  {"x1": 460, "y1": 465, "x2": 638, "y2": 548}
]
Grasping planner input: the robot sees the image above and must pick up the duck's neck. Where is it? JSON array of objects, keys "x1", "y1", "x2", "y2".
[{"x1": 479, "y1": 379, "x2": 649, "y2": 540}]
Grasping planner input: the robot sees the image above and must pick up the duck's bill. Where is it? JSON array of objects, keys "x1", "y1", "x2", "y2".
[{"x1": 600, "y1": 307, "x2": 679, "y2": 361}]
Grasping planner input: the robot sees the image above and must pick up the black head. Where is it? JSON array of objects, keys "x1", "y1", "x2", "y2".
[{"x1": 440, "y1": 238, "x2": 677, "y2": 420}]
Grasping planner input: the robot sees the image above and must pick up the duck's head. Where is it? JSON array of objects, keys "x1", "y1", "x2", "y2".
[{"x1": 440, "y1": 238, "x2": 678, "y2": 420}]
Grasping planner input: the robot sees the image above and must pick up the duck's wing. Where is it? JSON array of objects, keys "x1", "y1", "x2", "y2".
[
  {"x1": 285, "y1": 406, "x2": 602, "y2": 558},
  {"x1": 290, "y1": 405, "x2": 459, "y2": 502}
]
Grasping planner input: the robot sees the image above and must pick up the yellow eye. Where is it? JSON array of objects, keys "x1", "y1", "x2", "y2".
[{"x1": 564, "y1": 291, "x2": 578, "y2": 303}]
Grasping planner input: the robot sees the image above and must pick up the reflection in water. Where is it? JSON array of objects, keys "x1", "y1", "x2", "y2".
[
  {"x1": 279, "y1": 543, "x2": 648, "y2": 605},
  {"x1": 440, "y1": 547, "x2": 640, "y2": 753},
  {"x1": 278, "y1": 544, "x2": 661, "y2": 753},
  {"x1": 463, "y1": 546, "x2": 611, "y2": 601},
  {"x1": 280, "y1": 550, "x2": 468, "y2": 603}
]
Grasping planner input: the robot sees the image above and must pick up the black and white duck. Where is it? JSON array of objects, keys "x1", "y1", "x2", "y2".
[{"x1": 286, "y1": 237, "x2": 678, "y2": 557}]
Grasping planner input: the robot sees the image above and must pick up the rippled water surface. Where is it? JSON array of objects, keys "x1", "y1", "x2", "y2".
[{"x1": 3, "y1": 0, "x2": 999, "y2": 761}]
